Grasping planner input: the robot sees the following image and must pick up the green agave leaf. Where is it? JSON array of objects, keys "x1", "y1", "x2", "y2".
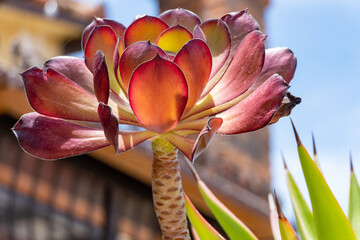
[
  {"x1": 274, "y1": 191, "x2": 299, "y2": 240},
  {"x1": 184, "y1": 194, "x2": 225, "y2": 240},
  {"x1": 284, "y1": 160, "x2": 317, "y2": 240},
  {"x1": 197, "y1": 180, "x2": 258, "y2": 240},
  {"x1": 291, "y1": 121, "x2": 357, "y2": 240},
  {"x1": 268, "y1": 193, "x2": 281, "y2": 240},
  {"x1": 348, "y1": 159, "x2": 360, "y2": 238}
]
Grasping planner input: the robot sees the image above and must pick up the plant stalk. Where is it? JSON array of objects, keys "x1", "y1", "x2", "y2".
[{"x1": 152, "y1": 138, "x2": 190, "y2": 240}]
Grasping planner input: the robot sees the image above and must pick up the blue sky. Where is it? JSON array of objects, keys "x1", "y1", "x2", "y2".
[{"x1": 100, "y1": 0, "x2": 360, "y2": 221}]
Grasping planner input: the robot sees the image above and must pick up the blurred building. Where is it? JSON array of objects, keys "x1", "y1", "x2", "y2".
[{"x1": 0, "y1": 0, "x2": 272, "y2": 239}]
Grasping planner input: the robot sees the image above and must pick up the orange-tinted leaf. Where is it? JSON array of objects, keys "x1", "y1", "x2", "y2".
[
  {"x1": 82, "y1": 17, "x2": 125, "y2": 51},
  {"x1": 120, "y1": 41, "x2": 168, "y2": 91},
  {"x1": 128, "y1": 55, "x2": 188, "y2": 133},
  {"x1": 84, "y1": 25, "x2": 120, "y2": 94},
  {"x1": 124, "y1": 16, "x2": 168, "y2": 47},
  {"x1": 156, "y1": 25, "x2": 193, "y2": 53}
]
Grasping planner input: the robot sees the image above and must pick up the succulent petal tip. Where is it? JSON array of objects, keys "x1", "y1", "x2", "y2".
[
  {"x1": 290, "y1": 118, "x2": 301, "y2": 147},
  {"x1": 350, "y1": 152, "x2": 354, "y2": 172}
]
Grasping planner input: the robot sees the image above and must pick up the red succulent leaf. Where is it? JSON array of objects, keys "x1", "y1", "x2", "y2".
[
  {"x1": 84, "y1": 26, "x2": 117, "y2": 72},
  {"x1": 120, "y1": 41, "x2": 168, "y2": 91},
  {"x1": 44, "y1": 56, "x2": 94, "y2": 94},
  {"x1": 117, "y1": 131, "x2": 158, "y2": 152},
  {"x1": 164, "y1": 118, "x2": 223, "y2": 161},
  {"x1": 209, "y1": 30, "x2": 266, "y2": 106},
  {"x1": 158, "y1": 8, "x2": 201, "y2": 32},
  {"x1": 128, "y1": 55, "x2": 188, "y2": 134},
  {"x1": 21, "y1": 67, "x2": 99, "y2": 121},
  {"x1": 98, "y1": 103, "x2": 119, "y2": 152},
  {"x1": 250, "y1": 47, "x2": 297, "y2": 92},
  {"x1": 93, "y1": 51, "x2": 110, "y2": 104},
  {"x1": 113, "y1": 37, "x2": 126, "y2": 93},
  {"x1": 173, "y1": 39, "x2": 212, "y2": 113},
  {"x1": 82, "y1": 17, "x2": 126, "y2": 52},
  {"x1": 124, "y1": 15, "x2": 168, "y2": 47},
  {"x1": 84, "y1": 25, "x2": 120, "y2": 93},
  {"x1": 217, "y1": 74, "x2": 289, "y2": 134},
  {"x1": 12, "y1": 113, "x2": 109, "y2": 160},
  {"x1": 194, "y1": 19, "x2": 231, "y2": 79},
  {"x1": 221, "y1": 9, "x2": 260, "y2": 59}
]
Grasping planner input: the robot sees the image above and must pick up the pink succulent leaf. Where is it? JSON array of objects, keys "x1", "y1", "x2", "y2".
[
  {"x1": 21, "y1": 67, "x2": 99, "y2": 122},
  {"x1": 174, "y1": 39, "x2": 212, "y2": 113},
  {"x1": 193, "y1": 19, "x2": 231, "y2": 79},
  {"x1": 82, "y1": 17, "x2": 126, "y2": 52},
  {"x1": 221, "y1": 9, "x2": 260, "y2": 59},
  {"x1": 158, "y1": 8, "x2": 201, "y2": 32},
  {"x1": 270, "y1": 92, "x2": 301, "y2": 124},
  {"x1": 250, "y1": 47, "x2": 297, "y2": 92},
  {"x1": 93, "y1": 51, "x2": 110, "y2": 104},
  {"x1": 217, "y1": 74, "x2": 289, "y2": 134},
  {"x1": 98, "y1": 103, "x2": 119, "y2": 152},
  {"x1": 12, "y1": 112, "x2": 110, "y2": 160},
  {"x1": 164, "y1": 118, "x2": 223, "y2": 161},
  {"x1": 208, "y1": 30, "x2": 266, "y2": 106},
  {"x1": 173, "y1": 118, "x2": 211, "y2": 131},
  {"x1": 43, "y1": 56, "x2": 94, "y2": 93},
  {"x1": 128, "y1": 55, "x2": 188, "y2": 134},
  {"x1": 124, "y1": 15, "x2": 168, "y2": 47},
  {"x1": 120, "y1": 41, "x2": 168, "y2": 91},
  {"x1": 117, "y1": 130, "x2": 158, "y2": 153}
]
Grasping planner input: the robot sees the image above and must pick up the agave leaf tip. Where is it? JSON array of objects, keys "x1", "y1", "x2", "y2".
[
  {"x1": 350, "y1": 152, "x2": 354, "y2": 172},
  {"x1": 273, "y1": 190, "x2": 285, "y2": 220},
  {"x1": 281, "y1": 152, "x2": 288, "y2": 170},
  {"x1": 290, "y1": 118, "x2": 301, "y2": 147},
  {"x1": 312, "y1": 132, "x2": 317, "y2": 156}
]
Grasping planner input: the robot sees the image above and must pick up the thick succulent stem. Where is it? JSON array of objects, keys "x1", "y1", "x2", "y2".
[{"x1": 152, "y1": 138, "x2": 190, "y2": 240}]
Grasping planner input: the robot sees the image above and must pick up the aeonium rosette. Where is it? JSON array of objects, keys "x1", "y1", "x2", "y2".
[
  {"x1": 13, "y1": 8, "x2": 299, "y2": 161},
  {"x1": 12, "y1": 8, "x2": 300, "y2": 239}
]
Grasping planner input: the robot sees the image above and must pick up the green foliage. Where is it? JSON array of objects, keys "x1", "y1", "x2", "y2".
[
  {"x1": 185, "y1": 123, "x2": 359, "y2": 239},
  {"x1": 197, "y1": 180, "x2": 258, "y2": 240},
  {"x1": 292, "y1": 122, "x2": 356, "y2": 240},
  {"x1": 184, "y1": 194, "x2": 225, "y2": 240},
  {"x1": 349, "y1": 160, "x2": 360, "y2": 238},
  {"x1": 285, "y1": 168, "x2": 316, "y2": 240}
]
